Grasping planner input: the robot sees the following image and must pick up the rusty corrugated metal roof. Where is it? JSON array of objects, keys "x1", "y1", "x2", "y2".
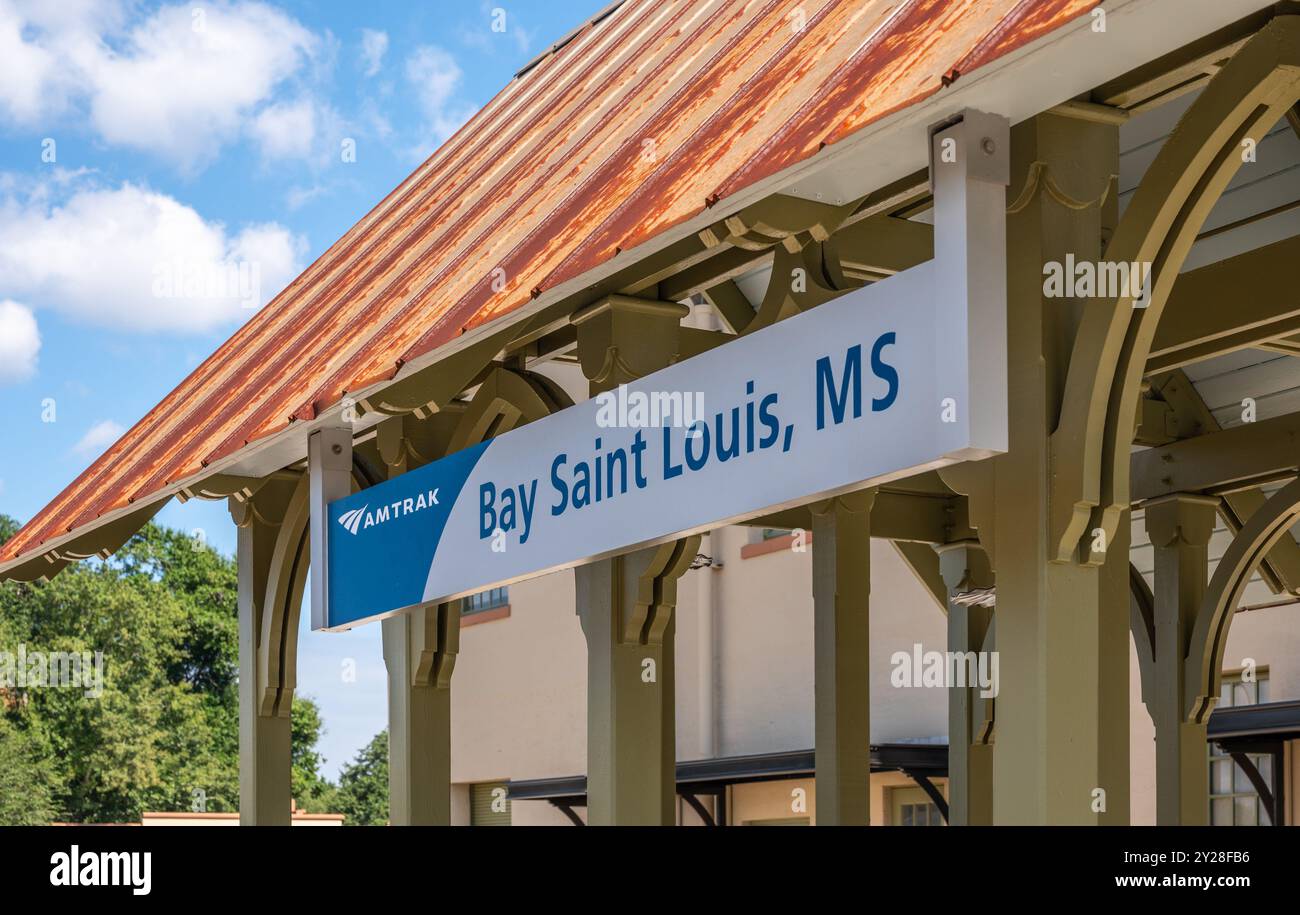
[{"x1": 0, "y1": 0, "x2": 1097, "y2": 574}]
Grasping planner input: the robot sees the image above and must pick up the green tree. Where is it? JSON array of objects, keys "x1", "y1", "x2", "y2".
[
  {"x1": 291, "y1": 697, "x2": 338, "y2": 813},
  {"x1": 0, "y1": 713, "x2": 57, "y2": 825},
  {"x1": 0, "y1": 516, "x2": 337, "y2": 823},
  {"x1": 334, "y1": 731, "x2": 389, "y2": 825}
]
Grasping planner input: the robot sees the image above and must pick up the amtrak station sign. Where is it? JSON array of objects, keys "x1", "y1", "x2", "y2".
[{"x1": 314, "y1": 111, "x2": 1010, "y2": 631}]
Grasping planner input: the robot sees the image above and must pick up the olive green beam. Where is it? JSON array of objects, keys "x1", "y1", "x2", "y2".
[
  {"x1": 811, "y1": 491, "x2": 874, "y2": 826},
  {"x1": 1144, "y1": 494, "x2": 1217, "y2": 825},
  {"x1": 1257, "y1": 333, "x2": 1300, "y2": 358},
  {"x1": 1092, "y1": 10, "x2": 1267, "y2": 111},
  {"x1": 1148, "y1": 236, "x2": 1300, "y2": 373},
  {"x1": 938, "y1": 541, "x2": 993, "y2": 826},
  {"x1": 891, "y1": 540, "x2": 948, "y2": 612},
  {"x1": 1143, "y1": 370, "x2": 1300, "y2": 596},
  {"x1": 745, "y1": 490, "x2": 957, "y2": 545},
  {"x1": 992, "y1": 113, "x2": 1118, "y2": 825},
  {"x1": 702, "y1": 280, "x2": 758, "y2": 335},
  {"x1": 1132, "y1": 409, "x2": 1300, "y2": 501}
]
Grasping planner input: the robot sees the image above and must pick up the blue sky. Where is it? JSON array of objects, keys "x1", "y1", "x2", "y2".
[{"x1": 0, "y1": 0, "x2": 608, "y2": 779}]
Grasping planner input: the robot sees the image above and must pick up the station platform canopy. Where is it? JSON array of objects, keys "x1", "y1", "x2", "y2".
[{"x1": 0, "y1": 0, "x2": 1104, "y2": 580}]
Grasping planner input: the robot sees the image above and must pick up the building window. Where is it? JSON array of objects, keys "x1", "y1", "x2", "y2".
[
  {"x1": 464, "y1": 586, "x2": 508, "y2": 615},
  {"x1": 899, "y1": 802, "x2": 943, "y2": 826},
  {"x1": 890, "y1": 786, "x2": 944, "y2": 826},
  {"x1": 1209, "y1": 670, "x2": 1271, "y2": 826},
  {"x1": 761, "y1": 528, "x2": 791, "y2": 540},
  {"x1": 470, "y1": 782, "x2": 511, "y2": 826}
]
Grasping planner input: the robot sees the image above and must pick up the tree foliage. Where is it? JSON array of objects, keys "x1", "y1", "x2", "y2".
[
  {"x1": 0, "y1": 517, "x2": 337, "y2": 824},
  {"x1": 334, "y1": 730, "x2": 389, "y2": 825},
  {"x1": 0, "y1": 717, "x2": 57, "y2": 825}
]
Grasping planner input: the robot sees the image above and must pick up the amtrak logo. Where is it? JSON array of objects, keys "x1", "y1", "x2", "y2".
[
  {"x1": 336, "y1": 490, "x2": 440, "y2": 536},
  {"x1": 338, "y1": 505, "x2": 368, "y2": 535}
]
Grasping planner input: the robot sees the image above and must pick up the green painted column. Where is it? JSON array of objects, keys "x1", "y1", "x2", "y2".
[
  {"x1": 1143, "y1": 493, "x2": 1216, "y2": 825},
  {"x1": 937, "y1": 540, "x2": 994, "y2": 825},
  {"x1": 576, "y1": 539, "x2": 698, "y2": 824},
  {"x1": 235, "y1": 496, "x2": 292, "y2": 826},
  {"x1": 811, "y1": 491, "x2": 874, "y2": 825},
  {"x1": 572, "y1": 294, "x2": 694, "y2": 825},
  {"x1": 382, "y1": 601, "x2": 459, "y2": 825},
  {"x1": 992, "y1": 112, "x2": 1120, "y2": 824}
]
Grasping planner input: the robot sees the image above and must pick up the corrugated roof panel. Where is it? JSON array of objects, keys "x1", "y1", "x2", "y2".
[{"x1": 0, "y1": 0, "x2": 1099, "y2": 572}]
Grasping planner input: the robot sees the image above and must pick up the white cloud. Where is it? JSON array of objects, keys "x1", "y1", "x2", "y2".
[
  {"x1": 0, "y1": 299, "x2": 40, "y2": 382},
  {"x1": 0, "y1": 1, "x2": 131, "y2": 124},
  {"x1": 359, "y1": 28, "x2": 388, "y2": 77},
  {"x1": 90, "y1": 4, "x2": 317, "y2": 169},
  {"x1": 251, "y1": 98, "x2": 317, "y2": 161},
  {"x1": 285, "y1": 183, "x2": 328, "y2": 211},
  {"x1": 405, "y1": 45, "x2": 475, "y2": 154},
  {"x1": 249, "y1": 95, "x2": 348, "y2": 166},
  {"x1": 0, "y1": 179, "x2": 308, "y2": 333},
  {"x1": 0, "y1": 3, "x2": 63, "y2": 123},
  {"x1": 0, "y1": 1, "x2": 319, "y2": 170},
  {"x1": 406, "y1": 46, "x2": 461, "y2": 117},
  {"x1": 73, "y1": 419, "x2": 125, "y2": 457}
]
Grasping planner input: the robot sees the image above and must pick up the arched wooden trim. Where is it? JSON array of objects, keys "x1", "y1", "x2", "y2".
[
  {"x1": 627, "y1": 537, "x2": 701, "y2": 646},
  {"x1": 746, "y1": 243, "x2": 846, "y2": 334},
  {"x1": 1130, "y1": 561, "x2": 1156, "y2": 708},
  {"x1": 256, "y1": 474, "x2": 310, "y2": 718},
  {"x1": 1186, "y1": 476, "x2": 1300, "y2": 724},
  {"x1": 358, "y1": 331, "x2": 507, "y2": 418},
  {"x1": 699, "y1": 193, "x2": 858, "y2": 253},
  {"x1": 1050, "y1": 16, "x2": 1300, "y2": 563},
  {"x1": 249, "y1": 463, "x2": 379, "y2": 718},
  {"x1": 446, "y1": 366, "x2": 573, "y2": 454}
]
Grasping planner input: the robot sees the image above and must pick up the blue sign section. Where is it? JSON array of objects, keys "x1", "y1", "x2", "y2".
[{"x1": 326, "y1": 440, "x2": 489, "y2": 628}]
